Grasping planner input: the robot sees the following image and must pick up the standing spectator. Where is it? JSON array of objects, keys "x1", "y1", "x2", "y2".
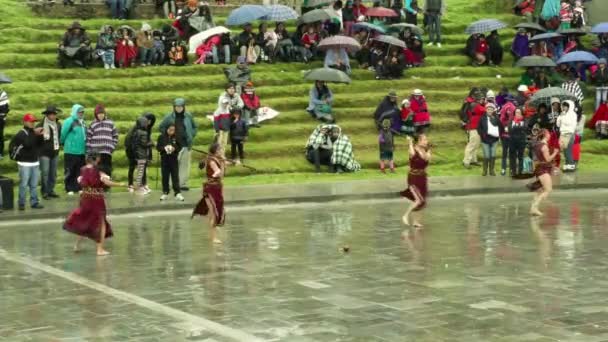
[
  {"x1": 499, "y1": 100, "x2": 516, "y2": 175},
  {"x1": 38, "y1": 106, "x2": 62, "y2": 199},
  {"x1": 561, "y1": 72, "x2": 584, "y2": 103},
  {"x1": 593, "y1": 58, "x2": 608, "y2": 110},
  {"x1": 137, "y1": 23, "x2": 155, "y2": 67},
  {"x1": 157, "y1": 124, "x2": 184, "y2": 201},
  {"x1": 463, "y1": 94, "x2": 485, "y2": 168},
  {"x1": 9, "y1": 114, "x2": 44, "y2": 210},
  {"x1": 86, "y1": 104, "x2": 118, "y2": 178},
  {"x1": 96, "y1": 25, "x2": 117, "y2": 69},
  {"x1": 224, "y1": 56, "x2": 252, "y2": 94},
  {"x1": 241, "y1": 82, "x2": 261, "y2": 127},
  {"x1": 214, "y1": 84, "x2": 244, "y2": 156},
  {"x1": 559, "y1": 1, "x2": 573, "y2": 30},
  {"x1": 60, "y1": 104, "x2": 87, "y2": 195},
  {"x1": 58, "y1": 22, "x2": 91, "y2": 69},
  {"x1": 572, "y1": 109, "x2": 585, "y2": 170},
  {"x1": 108, "y1": 0, "x2": 125, "y2": 19},
  {"x1": 477, "y1": 103, "x2": 503, "y2": 176},
  {"x1": 162, "y1": 0, "x2": 177, "y2": 19},
  {"x1": 142, "y1": 113, "x2": 156, "y2": 194},
  {"x1": 404, "y1": 0, "x2": 419, "y2": 25},
  {"x1": 556, "y1": 100, "x2": 578, "y2": 171},
  {"x1": 373, "y1": 90, "x2": 400, "y2": 129},
  {"x1": 508, "y1": 108, "x2": 527, "y2": 176},
  {"x1": 0, "y1": 87, "x2": 8, "y2": 159},
  {"x1": 132, "y1": 117, "x2": 153, "y2": 193},
  {"x1": 378, "y1": 119, "x2": 395, "y2": 173},
  {"x1": 424, "y1": 0, "x2": 445, "y2": 48},
  {"x1": 343, "y1": 1, "x2": 355, "y2": 36},
  {"x1": 275, "y1": 23, "x2": 294, "y2": 61},
  {"x1": 229, "y1": 109, "x2": 248, "y2": 165},
  {"x1": 409, "y1": 89, "x2": 431, "y2": 131},
  {"x1": 511, "y1": 29, "x2": 531, "y2": 61},
  {"x1": 159, "y1": 98, "x2": 197, "y2": 191}
]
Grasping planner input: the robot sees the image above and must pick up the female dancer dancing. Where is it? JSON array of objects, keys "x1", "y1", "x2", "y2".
[
  {"x1": 401, "y1": 133, "x2": 431, "y2": 228},
  {"x1": 192, "y1": 143, "x2": 226, "y2": 244},
  {"x1": 63, "y1": 152, "x2": 125, "y2": 256},
  {"x1": 528, "y1": 129, "x2": 559, "y2": 216}
]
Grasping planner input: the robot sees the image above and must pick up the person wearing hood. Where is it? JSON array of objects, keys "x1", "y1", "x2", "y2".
[
  {"x1": 159, "y1": 98, "x2": 197, "y2": 191},
  {"x1": 9, "y1": 114, "x2": 44, "y2": 210},
  {"x1": 131, "y1": 116, "x2": 154, "y2": 193},
  {"x1": 511, "y1": 29, "x2": 530, "y2": 61},
  {"x1": 556, "y1": 100, "x2": 578, "y2": 171},
  {"x1": 86, "y1": 104, "x2": 118, "y2": 178},
  {"x1": 125, "y1": 113, "x2": 154, "y2": 193},
  {"x1": 214, "y1": 84, "x2": 244, "y2": 156},
  {"x1": 137, "y1": 23, "x2": 155, "y2": 66},
  {"x1": 307, "y1": 81, "x2": 335, "y2": 123},
  {"x1": 61, "y1": 104, "x2": 87, "y2": 195},
  {"x1": 374, "y1": 90, "x2": 400, "y2": 130},
  {"x1": 157, "y1": 123, "x2": 184, "y2": 201},
  {"x1": 477, "y1": 102, "x2": 504, "y2": 176},
  {"x1": 116, "y1": 26, "x2": 138, "y2": 68},
  {"x1": 487, "y1": 30, "x2": 503, "y2": 66},
  {"x1": 58, "y1": 21, "x2": 91, "y2": 69},
  {"x1": 241, "y1": 82, "x2": 261, "y2": 127},
  {"x1": 224, "y1": 56, "x2": 252, "y2": 94},
  {"x1": 305, "y1": 125, "x2": 360, "y2": 173},
  {"x1": 96, "y1": 25, "x2": 116, "y2": 69},
  {"x1": 37, "y1": 106, "x2": 62, "y2": 200}
]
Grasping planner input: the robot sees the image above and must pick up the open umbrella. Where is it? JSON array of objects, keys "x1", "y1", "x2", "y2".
[
  {"x1": 514, "y1": 22, "x2": 547, "y2": 33},
  {"x1": 188, "y1": 26, "x2": 230, "y2": 54},
  {"x1": 530, "y1": 87, "x2": 577, "y2": 106},
  {"x1": 304, "y1": 67, "x2": 351, "y2": 84},
  {"x1": 300, "y1": 8, "x2": 334, "y2": 23},
  {"x1": 374, "y1": 35, "x2": 406, "y2": 48},
  {"x1": 557, "y1": 28, "x2": 587, "y2": 36},
  {"x1": 303, "y1": 0, "x2": 331, "y2": 8},
  {"x1": 557, "y1": 51, "x2": 599, "y2": 65},
  {"x1": 261, "y1": 5, "x2": 299, "y2": 21},
  {"x1": 515, "y1": 56, "x2": 556, "y2": 68},
  {"x1": 0, "y1": 72, "x2": 11, "y2": 84},
  {"x1": 388, "y1": 23, "x2": 424, "y2": 36},
  {"x1": 591, "y1": 22, "x2": 608, "y2": 34},
  {"x1": 226, "y1": 5, "x2": 269, "y2": 26},
  {"x1": 366, "y1": 7, "x2": 398, "y2": 17},
  {"x1": 318, "y1": 35, "x2": 361, "y2": 52},
  {"x1": 465, "y1": 19, "x2": 508, "y2": 35},
  {"x1": 529, "y1": 32, "x2": 562, "y2": 42},
  {"x1": 353, "y1": 22, "x2": 387, "y2": 34}
]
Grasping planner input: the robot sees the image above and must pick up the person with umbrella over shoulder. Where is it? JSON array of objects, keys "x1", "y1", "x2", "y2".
[
  {"x1": 307, "y1": 80, "x2": 334, "y2": 123},
  {"x1": 38, "y1": 106, "x2": 62, "y2": 200},
  {"x1": 9, "y1": 113, "x2": 45, "y2": 210}
]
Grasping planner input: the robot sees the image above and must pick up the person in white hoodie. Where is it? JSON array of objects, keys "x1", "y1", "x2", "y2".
[
  {"x1": 556, "y1": 100, "x2": 578, "y2": 171},
  {"x1": 214, "y1": 83, "x2": 243, "y2": 157}
]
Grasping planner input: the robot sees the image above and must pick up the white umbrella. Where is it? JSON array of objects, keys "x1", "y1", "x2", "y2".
[{"x1": 188, "y1": 26, "x2": 231, "y2": 54}]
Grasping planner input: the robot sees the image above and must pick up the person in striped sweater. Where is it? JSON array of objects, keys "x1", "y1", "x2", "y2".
[{"x1": 86, "y1": 104, "x2": 119, "y2": 177}]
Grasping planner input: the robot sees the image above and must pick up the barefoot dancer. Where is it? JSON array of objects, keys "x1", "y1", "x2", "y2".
[
  {"x1": 528, "y1": 129, "x2": 559, "y2": 216},
  {"x1": 63, "y1": 152, "x2": 125, "y2": 256},
  {"x1": 401, "y1": 134, "x2": 431, "y2": 228},
  {"x1": 192, "y1": 143, "x2": 226, "y2": 244}
]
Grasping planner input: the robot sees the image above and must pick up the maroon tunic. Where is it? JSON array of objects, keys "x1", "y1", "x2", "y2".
[
  {"x1": 400, "y1": 149, "x2": 429, "y2": 211},
  {"x1": 192, "y1": 156, "x2": 225, "y2": 226},
  {"x1": 63, "y1": 166, "x2": 113, "y2": 242},
  {"x1": 527, "y1": 142, "x2": 553, "y2": 192}
]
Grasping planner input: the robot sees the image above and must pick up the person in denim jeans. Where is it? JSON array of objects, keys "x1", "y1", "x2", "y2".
[
  {"x1": 213, "y1": 33, "x2": 232, "y2": 64},
  {"x1": 423, "y1": 0, "x2": 445, "y2": 47},
  {"x1": 37, "y1": 106, "x2": 62, "y2": 199},
  {"x1": 10, "y1": 113, "x2": 44, "y2": 210},
  {"x1": 477, "y1": 103, "x2": 504, "y2": 176},
  {"x1": 137, "y1": 23, "x2": 154, "y2": 66}
]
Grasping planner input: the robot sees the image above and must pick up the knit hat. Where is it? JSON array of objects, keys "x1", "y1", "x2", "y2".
[
  {"x1": 401, "y1": 99, "x2": 410, "y2": 107},
  {"x1": 412, "y1": 89, "x2": 423, "y2": 96},
  {"x1": 517, "y1": 84, "x2": 529, "y2": 92},
  {"x1": 94, "y1": 104, "x2": 106, "y2": 120},
  {"x1": 174, "y1": 98, "x2": 186, "y2": 106}
]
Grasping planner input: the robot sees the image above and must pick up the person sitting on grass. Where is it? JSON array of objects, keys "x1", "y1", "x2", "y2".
[
  {"x1": 307, "y1": 80, "x2": 334, "y2": 123},
  {"x1": 224, "y1": 56, "x2": 252, "y2": 94},
  {"x1": 115, "y1": 26, "x2": 137, "y2": 68},
  {"x1": 96, "y1": 25, "x2": 116, "y2": 69},
  {"x1": 325, "y1": 47, "x2": 351, "y2": 75},
  {"x1": 241, "y1": 82, "x2": 261, "y2": 127},
  {"x1": 58, "y1": 21, "x2": 91, "y2": 69},
  {"x1": 305, "y1": 124, "x2": 360, "y2": 173},
  {"x1": 301, "y1": 25, "x2": 319, "y2": 63}
]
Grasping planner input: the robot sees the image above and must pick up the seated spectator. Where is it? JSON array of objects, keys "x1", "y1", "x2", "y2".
[
  {"x1": 257, "y1": 23, "x2": 278, "y2": 63},
  {"x1": 520, "y1": 68, "x2": 536, "y2": 87},
  {"x1": 58, "y1": 22, "x2": 91, "y2": 69},
  {"x1": 305, "y1": 125, "x2": 360, "y2": 173},
  {"x1": 160, "y1": 24, "x2": 180, "y2": 63},
  {"x1": 409, "y1": 89, "x2": 430, "y2": 131},
  {"x1": 195, "y1": 34, "x2": 221, "y2": 64},
  {"x1": 531, "y1": 40, "x2": 553, "y2": 59},
  {"x1": 213, "y1": 33, "x2": 232, "y2": 64},
  {"x1": 593, "y1": 58, "x2": 608, "y2": 110},
  {"x1": 96, "y1": 25, "x2": 116, "y2": 69},
  {"x1": 343, "y1": 0, "x2": 355, "y2": 36},
  {"x1": 325, "y1": 47, "x2": 351, "y2": 75},
  {"x1": 373, "y1": 90, "x2": 400, "y2": 129},
  {"x1": 238, "y1": 23, "x2": 260, "y2": 63},
  {"x1": 224, "y1": 56, "x2": 251, "y2": 93},
  {"x1": 534, "y1": 69, "x2": 552, "y2": 89},
  {"x1": 511, "y1": 29, "x2": 530, "y2": 61},
  {"x1": 307, "y1": 81, "x2": 334, "y2": 123},
  {"x1": 168, "y1": 41, "x2": 187, "y2": 66},
  {"x1": 116, "y1": 25, "x2": 137, "y2": 68},
  {"x1": 588, "y1": 101, "x2": 608, "y2": 139},
  {"x1": 179, "y1": 0, "x2": 214, "y2": 40},
  {"x1": 473, "y1": 34, "x2": 489, "y2": 66},
  {"x1": 404, "y1": 34, "x2": 425, "y2": 67},
  {"x1": 137, "y1": 23, "x2": 155, "y2": 67},
  {"x1": 301, "y1": 25, "x2": 319, "y2": 63},
  {"x1": 514, "y1": 0, "x2": 535, "y2": 18},
  {"x1": 465, "y1": 34, "x2": 480, "y2": 61},
  {"x1": 487, "y1": 30, "x2": 503, "y2": 66},
  {"x1": 151, "y1": 30, "x2": 165, "y2": 65},
  {"x1": 369, "y1": 41, "x2": 387, "y2": 70},
  {"x1": 400, "y1": 99, "x2": 415, "y2": 134},
  {"x1": 376, "y1": 47, "x2": 405, "y2": 79},
  {"x1": 275, "y1": 22, "x2": 294, "y2": 62},
  {"x1": 559, "y1": 1, "x2": 573, "y2": 30},
  {"x1": 241, "y1": 82, "x2": 261, "y2": 127}
]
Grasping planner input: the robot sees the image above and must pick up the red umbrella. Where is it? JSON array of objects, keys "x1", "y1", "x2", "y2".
[{"x1": 366, "y1": 7, "x2": 398, "y2": 17}]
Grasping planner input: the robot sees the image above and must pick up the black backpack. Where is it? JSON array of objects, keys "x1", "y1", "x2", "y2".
[
  {"x1": 124, "y1": 127, "x2": 136, "y2": 159},
  {"x1": 8, "y1": 129, "x2": 27, "y2": 161}
]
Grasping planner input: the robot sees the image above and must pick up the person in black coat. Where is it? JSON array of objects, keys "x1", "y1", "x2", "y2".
[
  {"x1": 157, "y1": 124, "x2": 183, "y2": 201},
  {"x1": 229, "y1": 109, "x2": 248, "y2": 164},
  {"x1": 508, "y1": 107, "x2": 528, "y2": 176},
  {"x1": 477, "y1": 102, "x2": 504, "y2": 176},
  {"x1": 37, "y1": 106, "x2": 62, "y2": 199},
  {"x1": 487, "y1": 30, "x2": 503, "y2": 66},
  {"x1": 373, "y1": 91, "x2": 400, "y2": 129},
  {"x1": 9, "y1": 114, "x2": 44, "y2": 210}
]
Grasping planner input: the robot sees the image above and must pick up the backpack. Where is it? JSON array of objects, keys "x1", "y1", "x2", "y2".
[{"x1": 8, "y1": 129, "x2": 27, "y2": 161}]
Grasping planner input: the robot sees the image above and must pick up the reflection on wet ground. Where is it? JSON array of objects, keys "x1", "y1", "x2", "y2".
[{"x1": 2, "y1": 191, "x2": 608, "y2": 341}]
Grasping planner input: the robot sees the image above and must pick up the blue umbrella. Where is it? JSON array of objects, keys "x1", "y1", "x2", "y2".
[
  {"x1": 226, "y1": 5, "x2": 269, "y2": 26},
  {"x1": 529, "y1": 32, "x2": 562, "y2": 42},
  {"x1": 591, "y1": 22, "x2": 608, "y2": 34},
  {"x1": 261, "y1": 5, "x2": 298, "y2": 21},
  {"x1": 465, "y1": 19, "x2": 507, "y2": 35},
  {"x1": 557, "y1": 51, "x2": 599, "y2": 65},
  {"x1": 353, "y1": 22, "x2": 386, "y2": 34}
]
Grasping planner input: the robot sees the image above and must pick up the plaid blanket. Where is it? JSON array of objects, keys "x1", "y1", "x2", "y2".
[{"x1": 306, "y1": 124, "x2": 361, "y2": 172}]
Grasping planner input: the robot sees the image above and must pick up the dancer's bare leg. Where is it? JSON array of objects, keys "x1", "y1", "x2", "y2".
[
  {"x1": 530, "y1": 174, "x2": 552, "y2": 216},
  {"x1": 74, "y1": 236, "x2": 85, "y2": 253},
  {"x1": 96, "y1": 221, "x2": 110, "y2": 256},
  {"x1": 206, "y1": 198, "x2": 222, "y2": 244},
  {"x1": 402, "y1": 186, "x2": 421, "y2": 226}
]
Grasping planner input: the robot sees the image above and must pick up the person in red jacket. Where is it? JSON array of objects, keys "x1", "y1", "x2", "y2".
[
  {"x1": 474, "y1": 34, "x2": 489, "y2": 66},
  {"x1": 240, "y1": 81, "x2": 261, "y2": 127},
  {"x1": 463, "y1": 94, "x2": 485, "y2": 168},
  {"x1": 301, "y1": 25, "x2": 319, "y2": 62}
]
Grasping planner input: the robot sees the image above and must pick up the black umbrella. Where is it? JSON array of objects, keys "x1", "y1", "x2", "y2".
[
  {"x1": 373, "y1": 35, "x2": 406, "y2": 48},
  {"x1": 0, "y1": 72, "x2": 12, "y2": 84},
  {"x1": 529, "y1": 32, "x2": 562, "y2": 42},
  {"x1": 304, "y1": 67, "x2": 351, "y2": 84},
  {"x1": 514, "y1": 22, "x2": 547, "y2": 33},
  {"x1": 557, "y1": 28, "x2": 587, "y2": 36},
  {"x1": 515, "y1": 56, "x2": 556, "y2": 68}
]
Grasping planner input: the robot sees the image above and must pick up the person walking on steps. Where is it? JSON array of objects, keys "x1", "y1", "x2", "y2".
[
  {"x1": 424, "y1": 0, "x2": 445, "y2": 48},
  {"x1": 38, "y1": 106, "x2": 62, "y2": 199},
  {"x1": 60, "y1": 104, "x2": 87, "y2": 196}
]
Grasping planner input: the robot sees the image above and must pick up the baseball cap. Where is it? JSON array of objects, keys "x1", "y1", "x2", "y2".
[{"x1": 23, "y1": 113, "x2": 37, "y2": 122}]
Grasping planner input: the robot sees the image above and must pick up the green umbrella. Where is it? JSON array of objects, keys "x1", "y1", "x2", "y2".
[
  {"x1": 304, "y1": 68, "x2": 351, "y2": 84},
  {"x1": 388, "y1": 23, "x2": 424, "y2": 36},
  {"x1": 515, "y1": 56, "x2": 556, "y2": 68},
  {"x1": 530, "y1": 87, "x2": 577, "y2": 106}
]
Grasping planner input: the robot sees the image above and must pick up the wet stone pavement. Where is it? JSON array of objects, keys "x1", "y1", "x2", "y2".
[{"x1": 2, "y1": 191, "x2": 608, "y2": 341}]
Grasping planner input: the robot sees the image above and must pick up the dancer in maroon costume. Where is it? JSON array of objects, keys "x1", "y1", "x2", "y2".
[
  {"x1": 192, "y1": 143, "x2": 226, "y2": 244},
  {"x1": 528, "y1": 129, "x2": 559, "y2": 216},
  {"x1": 400, "y1": 133, "x2": 431, "y2": 228},
  {"x1": 63, "y1": 152, "x2": 125, "y2": 256}
]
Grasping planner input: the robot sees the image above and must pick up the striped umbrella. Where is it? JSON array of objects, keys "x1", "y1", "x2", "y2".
[
  {"x1": 591, "y1": 22, "x2": 608, "y2": 34},
  {"x1": 530, "y1": 87, "x2": 577, "y2": 106},
  {"x1": 366, "y1": 7, "x2": 398, "y2": 17},
  {"x1": 515, "y1": 56, "x2": 556, "y2": 68},
  {"x1": 226, "y1": 5, "x2": 269, "y2": 26},
  {"x1": 374, "y1": 35, "x2": 406, "y2": 48},
  {"x1": 465, "y1": 19, "x2": 508, "y2": 35},
  {"x1": 318, "y1": 35, "x2": 361, "y2": 52},
  {"x1": 353, "y1": 22, "x2": 387, "y2": 34},
  {"x1": 261, "y1": 5, "x2": 299, "y2": 21},
  {"x1": 529, "y1": 32, "x2": 562, "y2": 42},
  {"x1": 557, "y1": 51, "x2": 599, "y2": 65},
  {"x1": 388, "y1": 23, "x2": 424, "y2": 36}
]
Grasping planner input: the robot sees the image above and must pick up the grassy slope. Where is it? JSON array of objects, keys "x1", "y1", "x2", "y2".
[{"x1": 0, "y1": 0, "x2": 606, "y2": 190}]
